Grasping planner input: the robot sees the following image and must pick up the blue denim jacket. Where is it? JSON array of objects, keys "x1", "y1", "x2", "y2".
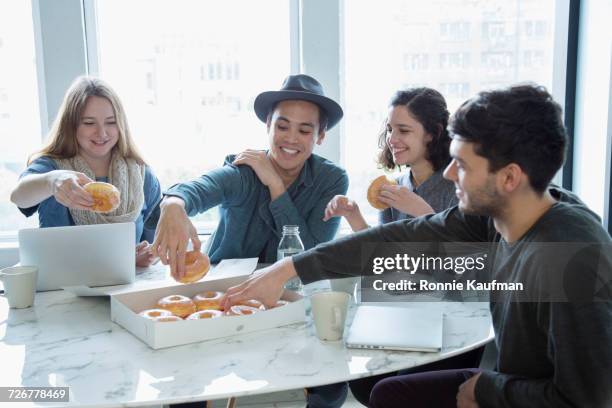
[
  {"x1": 164, "y1": 153, "x2": 349, "y2": 263},
  {"x1": 18, "y1": 156, "x2": 162, "y2": 243}
]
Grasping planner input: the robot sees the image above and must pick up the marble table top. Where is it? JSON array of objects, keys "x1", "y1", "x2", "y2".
[{"x1": 0, "y1": 264, "x2": 494, "y2": 407}]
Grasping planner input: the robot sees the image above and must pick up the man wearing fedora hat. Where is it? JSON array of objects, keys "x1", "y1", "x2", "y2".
[
  {"x1": 153, "y1": 74, "x2": 349, "y2": 407},
  {"x1": 152, "y1": 73, "x2": 347, "y2": 272}
]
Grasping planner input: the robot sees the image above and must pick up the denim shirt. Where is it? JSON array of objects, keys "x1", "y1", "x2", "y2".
[
  {"x1": 164, "y1": 153, "x2": 349, "y2": 263},
  {"x1": 18, "y1": 156, "x2": 162, "y2": 243}
]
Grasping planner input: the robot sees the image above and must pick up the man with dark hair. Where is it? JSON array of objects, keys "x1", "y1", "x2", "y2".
[
  {"x1": 451, "y1": 85, "x2": 566, "y2": 194},
  {"x1": 152, "y1": 74, "x2": 349, "y2": 408},
  {"x1": 223, "y1": 84, "x2": 612, "y2": 408},
  {"x1": 152, "y1": 74, "x2": 347, "y2": 273}
]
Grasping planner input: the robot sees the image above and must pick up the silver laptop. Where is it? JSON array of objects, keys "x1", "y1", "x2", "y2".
[
  {"x1": 18, "y1": 223, "x2": 135, "y2": 292},
  {"x1": 346, "y1": 306, "x2": 443, "y2": 352}
]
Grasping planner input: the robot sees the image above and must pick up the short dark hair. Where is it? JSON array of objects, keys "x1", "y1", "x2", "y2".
[
  {"x1": 266, "y1": 100, "x2": 329, "y2": 133},
  {"x1": 378, "y1": 88, "x2": 451, "y2": 171},
  {"x1": 449, "y1": 84, "x2": 567, "y2": 193}
]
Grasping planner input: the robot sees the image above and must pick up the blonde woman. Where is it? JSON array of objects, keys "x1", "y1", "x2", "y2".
[{"x1": 10, "y1": 76, "x2": 161, "y2": 267}]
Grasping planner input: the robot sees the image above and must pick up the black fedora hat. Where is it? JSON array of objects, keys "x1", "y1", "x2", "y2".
[{"x1": 254, "y1": 74, "x2": 343, "y2": 130}]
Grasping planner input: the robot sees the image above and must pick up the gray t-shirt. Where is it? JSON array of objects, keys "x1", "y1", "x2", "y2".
[{"x1": 379, "y1": 169, "x2": 457, "y2": 224}]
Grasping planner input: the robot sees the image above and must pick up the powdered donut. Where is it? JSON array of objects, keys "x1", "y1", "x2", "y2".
[
  {"x1": 192, "y1": 291, "x2": 224, "y2": 311},
  {"x1": 157, "y1": 295, "x2": 196, "y2": 318},
  {"x1": 139, "y1": 308, "x2": 174, "y2": 320},
  {"x1": 186, "y1": 309, "x2": 223, "y2": 320},
  {"x1": 236, "y1": 299, "x2": 266, "y2": 310},
  {"x1": 226, "y1": 305, "x2": 260, "y2": 316},
  {"x1": 154, "y1": 315, "x2": 183, "y2": 322}
]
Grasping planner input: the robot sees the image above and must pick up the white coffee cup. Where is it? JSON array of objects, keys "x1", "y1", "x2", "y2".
[
  {"x1": 311, "y1": 291, "x2": 350, "y2": 341},
  {"x1": 329, "y1": 277, "x2": 359, "y2": 301},
  {"x1": 0, "y1": 266, "x2": 38, "y2": 309}
]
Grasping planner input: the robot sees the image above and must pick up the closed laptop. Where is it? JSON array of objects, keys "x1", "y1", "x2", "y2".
[
  {"x1": 346, "y1": 305, "x2": 443, "y2": 352},
  {"x1": 18, "y1": 223, "x2": 135, "y2": 292}
]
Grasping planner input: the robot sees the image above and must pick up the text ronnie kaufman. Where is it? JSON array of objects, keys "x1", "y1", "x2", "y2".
[{"x1": 372, "y1": 279, "x2": 524, "y2": 291}]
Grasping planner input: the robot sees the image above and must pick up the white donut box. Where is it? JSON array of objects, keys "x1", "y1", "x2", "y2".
[{"x1": 110, "y1": 275, "x2": 305, "y2": 349}]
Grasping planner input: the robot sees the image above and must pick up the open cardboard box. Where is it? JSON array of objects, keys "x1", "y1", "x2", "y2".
[{"x1": 110, "y1": 275, "x2": 305, "y2": 349}]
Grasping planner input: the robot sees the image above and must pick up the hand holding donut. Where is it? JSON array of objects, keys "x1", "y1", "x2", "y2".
[
  {"x1": 50, "y1": 170, "x2": 95, "y2": 210},
  {"x1": 367, "y1": 175, "x2": 398, "y2": 210},
  {"x1": 152, "y1": 196, "x2": 201, "y2": 280},
  {"x1": 176, "y1": 250, "x2": 210, "y2": 284},
  {"x1": 83, "y1": 182, "x2": 120, "y2": 212},
  {"x1": 378, "y1": 185, "x2": 435, "y2": 217}
]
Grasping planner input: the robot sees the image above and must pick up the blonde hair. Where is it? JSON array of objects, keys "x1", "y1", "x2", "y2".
[{"x1": 29, "y1": 76, "x2": 146, "y2": 165}]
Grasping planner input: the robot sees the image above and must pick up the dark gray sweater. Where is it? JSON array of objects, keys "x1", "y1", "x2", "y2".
[{"x1": 293, "y1": 187, "x2": 612, "y2": 407}]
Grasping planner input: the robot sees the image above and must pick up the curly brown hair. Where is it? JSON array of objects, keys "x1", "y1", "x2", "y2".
[{"x1": 377, "y1": 88, "x2": 451, "y2": 171}]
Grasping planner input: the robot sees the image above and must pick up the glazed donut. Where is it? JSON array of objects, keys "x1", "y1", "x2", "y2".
[
  {"x1": 237, "y1": 299, "x2": 266, "y2": 310},
  {"x1": 84, "y1": 181, "x2": 120, "y2": 213},
  {"x1": 186, "y1": 309, "x2": 223, "y2": 320},
  {"x1": 193, "y1": 291, "x2": 224, "y2": 311},
  {"x1": 154, "y1": 315, "x2": 183, "y2": 322},
  {"x1": 226, "y1": 305, "x2": 260, "y2": 316},
  {"x1": 157, "y1": 295, "x2": 196, "y2": 318},
  {"x1": 139, "y1": 308, "x2": 175, "y2": 320},
  {"x1": 366, "y1": 175, "x2": 398, "y2": 210},
  {"x1": 175, "y1": 251, "x2": 211, "y2": 284}
]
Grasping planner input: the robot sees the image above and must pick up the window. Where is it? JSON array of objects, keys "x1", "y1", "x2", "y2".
[
  {"x1": 403, "y1": 53, "x2": 429, "y2": 71},
  {"x1": 438, "y1": 82, "x2": 470, "y2": 99},
  {"x1": 93, "y1": 0, "x2": 291, "y2": 232},
  {"x1": 343, "y1": 0, "x2": 557, "y2": 226},
  {"x1": 0, "y1": 0, "x2": 41, "y2": 234},
  {"x1": 439, "y1": 52, "x2": 471, "y2": 69},
  {"x1": 482, "y1": 21, "x2": 507, "y2": 43},
  {"x1": 523, "y1": 50, "x2": 545, "y2": 68},
  {"x1": 525, "y1": 20, "x2": 547, "y2": 38},
  {"x1": 481, "y1": 51, "x2": 515, "y2": 72},
  {"x1": 440, "y1": 21, "x2": 471, "y2": 41}
]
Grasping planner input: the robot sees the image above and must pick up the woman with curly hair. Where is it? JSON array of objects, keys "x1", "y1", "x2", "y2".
[
  {"x1": 324, "y1": 87, "x2": 457, "y2": 231},
  {"x1": 321, "y1": 87, "x2": 483, "y2": 407}
]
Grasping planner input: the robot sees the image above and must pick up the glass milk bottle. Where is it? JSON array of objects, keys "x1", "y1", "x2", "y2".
[{"x1": 277, "y1": 225, "x2": 305, "y2": 293}]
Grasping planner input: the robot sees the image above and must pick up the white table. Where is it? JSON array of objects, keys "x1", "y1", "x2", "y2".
[{"x1": 0, "y1": 264, "x2": 493, "y2": 407}]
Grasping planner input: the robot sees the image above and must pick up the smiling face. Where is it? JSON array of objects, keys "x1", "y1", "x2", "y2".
[
  {"x1": 443, "y1": 137, "x2": 505, "y2": 216},
  {"x1": 385, "y1": 105, "x2": 432, "y2": 167},
  {"x1": 76, "y1": 96, "x2": 119, "y2": 161},
  {"x1": 267, "y1": 100, "x2": 325, "y2": 174}
]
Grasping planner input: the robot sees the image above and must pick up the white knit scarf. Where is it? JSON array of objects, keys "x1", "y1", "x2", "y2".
[{"x1": 55, "y1": 150, "x2": 145, "y2": 225}]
